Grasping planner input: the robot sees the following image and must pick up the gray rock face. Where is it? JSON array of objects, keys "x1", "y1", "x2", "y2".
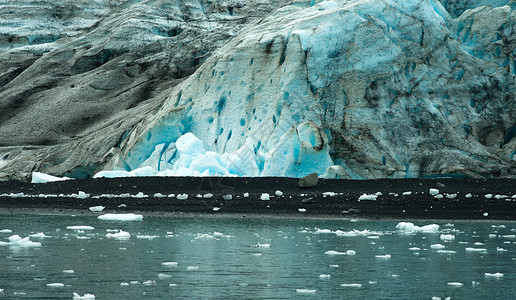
[{"x1": 0, "y1": 0, "x2": 515, "y2": 180}]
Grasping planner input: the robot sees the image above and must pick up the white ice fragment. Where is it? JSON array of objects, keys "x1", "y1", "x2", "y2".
[
  {"x1": 446, "y1": 193, "x2": 457, "y2": 199},
  {"x1": 98, "y1": 213, "x2": 143, "y2": 221},
  {"x1": 465, "y1": 193, "x2": 473, "y2": 198},
  {"x1": 474, "y1": 242, "x2": 484, "y2": 246},
  {"x1": 437, "y1": 250, "x2": 457, "y2": 254},
  {"x1": 402, "y1": 191, "x2": 412, "y2": 196},
  {"x1": 106, "y1": 230, "x2": 130, "y2": 240},
  {"x1": 346, "y1": 250, "x2": 357, "y2": 255},
  {"x1": 485, "y1": 194, "x2": 493, "y2": 199},
  {"x1": 314, "y1": 228, "x2": 333, "y2": 234},
  {"x1": 222, "y1": 194, "x2": 232, "y2": 200},
  {"x1": 132, "y1": 192, "x2": 147, "y2": 198},
  {"x1": 396, "y1": 222, "x2": 439, "y2": 233},
  {"x1": 120, "y1": 282, "x2": 129, "y2": 286},
  {"x1": 502, "y1": 235, "x2": 516, "y2": 239},
  {"x1": 335, "y1": 229, "x2": 382, "y2": 237},
  {"x1": 447, "y1": 282, "x2": 464, "y2": 287},
  {"x1": 176, "y1": 194, "x2": 188, "y2": 200},
  {"x1": 358, "y1": 194, "x2": 377, "y2": 201},
  {"x1": 329, "y1": 264, "x2": 339, "y2": 268},
  {"x1": 88, "y1": 206, "x2": 105, "y2": 212},
  {"x1": 319, "y1": 274, "x2": 331, "y2": 279},
  {"x1": 71, "y1": 191, "x2": 89, "y2": 199},
  {"x1": 243, "y1": 192, "x2": 249, "y2": 197},
  {"x1": 67, "y1": 226, "x2": 95, "y2": 231},
  {"x1": 340, "y1": 283, "x2": 362, "y2": 288},
  {"x1": 158, "y1": 273, "x2": 173, "y2": 280},
  {"x1": 31, "y1": 172, "x2": 71, "y2": 183},
  {"x1": 429, "y1": 188, "x2": 439, "y2": 195},
  {"x1": 298, "y1": 208, "x2": 306, "y2": 212},
  {"x1": 63, "y1": 270, "x2": 74, "y2": 274},
  {"x1": 154, "y1": 193, "x2": 165, "y2": 198},
  {"x1": 440, "y1": 234, "x2": 455, "y2": 241},
  {"x1": 497, "y1": 247, "x2": 508, "y2": 252},
  {"x1": 296, "y1": 289, "x2": 317, "y2": 293},
  {"x1": 325, "y1": 250, "x2": 346, "y2": 255},
  {"x1": 186, "y1": 266, "x2": 199, "y2": 271},
  {"x1": 260, "y1": 193, "x2": 270, "y2": 201},
  {"x1": 212, "y1": 207, "x2": 220, "y2": 211},
  {"x1": 375, "y1": 254, "x2": 391, "y2": 259},
  {"x1": 434, "y1": 194, "x2": 444, "y2": 199},
  {"x1": 431, "y1": 244, "x2": 446, "y2": 250},
  {"x1": 136, "y1": 235, "x2": 159, "y2": 239},
  {"x1": 465, "y1": 247, "x2": 487, "y2": 252},
  {"x1": 409, "y1": 247, "x2": 421, "y2": 251},
  {"x1": 47, "y1": 283, "x2": 65, "y2": 287},
  {"x1": 29, "y1": 232, "x2": 47, "y2": 238},
  {"x1": 72, "y1": 293, "x2": 95, "y2": 299},
  {"x1": 275, "y1": 190, "x2": 283, "y2": 196},
  {"x1": 7, "y1": 235, "x2": 42, "y2": 247},
  {"x1": 142, "y1": 280, "x2": 156, "y2": 286},
  {"x1": 161, "y1": 262, "x2": 179, "y2": 267},
  {"x1": 323, "y1": 192, "x2": 336, "y2": 197},
  {"x1": 203, "y1": 193, "x2": 213, "y2": 198},
  {"x1": 257, "y1": 243, "x2": 270, "y2": 248},
  {"x1": 0, "y1": 229, "x2": 12, "y2": 233},
  {"x1": 485, "y1": 273, "x2": 504, "y2": 278}
]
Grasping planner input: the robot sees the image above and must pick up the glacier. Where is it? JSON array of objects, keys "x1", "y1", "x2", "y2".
[{"x1": 0, "y1": 0, "x2": 515, "y2": 180}]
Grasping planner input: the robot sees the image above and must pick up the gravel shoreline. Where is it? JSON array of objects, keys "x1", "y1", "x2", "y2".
[{"x1": 0, "y1": 177, "x2": 515, "y2": 220}]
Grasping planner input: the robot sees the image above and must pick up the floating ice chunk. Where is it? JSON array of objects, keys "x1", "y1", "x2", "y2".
[
  {"x1": 98, "y1": 213, "x2": 143, "y2": 221},
  {"x1": 502, "y1": 235, "x2": 516, "y2": 239},
  {"x1": 158, "y1": 273, "x2": 173, "y2": 280},
  {"x1": 465, "y1": 247, "x2": 487, "y2": 252},
  {"x1": 429, "y1": 188, "x2": 439, "y2": 195},
  {"x1": 323, "y1": 192, "x2": 337, "y2": 197},
  {"x1": 88, "y1": 206, "x2": 105, "y2": 212},
  {"x1": 222, "y1": 194, "x2": 232, "y2": 200},
  {"x1": 243, "y1": 193, "x2": 249, "y2": 197},
  {"x1": 409, "y1": 247, "x2": 421, "y2": 251},
  {"x1": 494, "y1": 195, "x2": 508, "y2": 199},
  {"x1": 375, "y1": 254, "x2": 391, "y2": 259},
  {"x1": 325, "y1": 250, "x2": 346, "y2": 255},
  {"x1": 29, "y1": 232, "x2": 47, "y2": 238},
  {"x1": 402, "y1": 191, "x2": 412, "y2": 196},
  {"x1": 340, "y1": 283, "x2": 362, "y2": 288},
  {"x1": 465, "y1": 193, "x2": 473, "y2": 198},
  {"x1": 63, "y1": 270, "x2": 74, "y2": 274},
  {"x1": 437, "y1": 250, "x2": 457, "y2": 254},
  {"x1": 358, "y1": 194, "x2": 377, "y2": 201},
  {"x1": 319, "y1": 274, "x2": 331, "y2": 279},
  {"x1": 186, "y1": 266, "x2": 199, "y2": 271},
  {"x1": 154, "y1": 193, "x2": 165, "y2": 198},
  {"x1": 31, "y1": 172, "x2": 72, "y2": 183},
  {"x1": 298, "y1": 208, "x2": 306, "y2": 212},
  {"x1": 329, "y1": 264, "x2": 339, "y2": 268},
  {"x1": 106, "y1": 230, "x2": 130, "y2": 240},
  {"x1": 296, "y1": 289, "x2": 317, "y2": 293},
  {"x1": 120, "y1": 282, "x2": 129, "y2": 286},
  {"x1": 483, "y1": 212, "x2": 489, "y2": 217},
  {"x1": 446, "y1": 193, "x2": 457, "y2": 199},
  {"x1": 440, "y1": 234, "x2": 455, "y2": 241},
  {"x1": 6, "y1": 235, "x2": 42, "y2": 248},
  {"x1": 431, "y1": 244, "x2": 446, "y2": 250},
  {"x1": 176, "y1": 194, "x2": 188, "y2": 200},
  {"x1": 131, "y1": 192, "x2": 148, "y2": 198},
  {"x1": 260, "y1": 193, "x2": 270, "y2": 201},
  {"x1": 136, "y1": 235, "x2": 159, "y2": 239},
  {"x1": 346, "y1": 250, "x2": 357, "y2": 255},
  {"x1": 0, "y1": 229, "x2": 12, "y2": 233},
  {"x1": 485, "y1": 273, "x2": 504, "y2": 278},
  {"x1": 314, "y1": 228, "x2": 333, "y2": 234},
  {"x1": 161, "y1": 262, "x2": 178, "y2": 267},
  {"x1": 47, "y1": 283, "x2": 65, "y2": 287},
  {"x1": 73, "y1": 293, "x2": 95, "y2": 299},
  {"x1": 67, "y1": 225, "x2": 94, "y2": 231},
  {"x1": 275, "y1": 190, "x2": 283, "y2": 196},
  {"x1": 474, "y1": 242, "x2": 484, "y2": 246},
  {"x1": 213, "y1": 207, "x2": 220, "y2": 211},
  {"x1": 434, "y1": 194, "x2": 443, "y2": 199},
  {"x1": 497, "y1": 247, "x2": 508, "y2": 252},
  {"x1": 396, "y1": 222, "x2": 439, "y2": 233},
  {"x1": 334, "y1": 229, "x2": 382, "y2": 237},
  {"x1": 142, "y1": 280, "x2": 156, "y2": 286},
  {"x1": 70, "y1": 191, "x2": 90, "y2": 199},
  {"x1": 485, "y1": 194, "x2": 493, "y2": 199},
  {"x1": 257, "y1": 243, "x2": 270, "y2": 248},
  {"x1": 447, "y1": 282, "x2": 464, "y2": 287},
  {"x1": 203, "y1": 193, "x2": 213, "y2": 198}
]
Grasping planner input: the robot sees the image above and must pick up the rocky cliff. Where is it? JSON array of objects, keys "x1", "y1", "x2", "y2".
[{"x1": 0, "y1": 0, "x2": 514, "y2": 180}]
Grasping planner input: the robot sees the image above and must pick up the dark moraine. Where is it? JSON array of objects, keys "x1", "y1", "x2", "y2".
[{"x1": 0, "y1": 177, "x2": 515, "y2": 220}]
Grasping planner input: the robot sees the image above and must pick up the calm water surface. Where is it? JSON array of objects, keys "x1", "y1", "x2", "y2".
[{"x1": 0, "y1": 214, "x2": 515, "y2": 299}]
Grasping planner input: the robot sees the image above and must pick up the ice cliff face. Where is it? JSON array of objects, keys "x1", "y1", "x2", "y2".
[{"x1": 0, "y1": 0, "x2": 515, "y2": 180}]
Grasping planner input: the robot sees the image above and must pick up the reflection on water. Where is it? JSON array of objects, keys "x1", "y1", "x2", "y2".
[{"x1": 0, "y1": 215, "x2": 515, "y2": 299}]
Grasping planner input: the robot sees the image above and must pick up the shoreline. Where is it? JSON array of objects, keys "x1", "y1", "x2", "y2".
[{"x1": 0, "y1": 177, "x2": 515, "y2": 221}]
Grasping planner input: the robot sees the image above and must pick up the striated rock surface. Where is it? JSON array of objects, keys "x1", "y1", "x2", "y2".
[{"x1": 0, "y1": 0, "x2": 515, "y2": 180}]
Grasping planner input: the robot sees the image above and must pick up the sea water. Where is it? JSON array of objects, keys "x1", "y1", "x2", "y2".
[{"x1": 0, "y1": 215, "x2": 514, "y2": 299}]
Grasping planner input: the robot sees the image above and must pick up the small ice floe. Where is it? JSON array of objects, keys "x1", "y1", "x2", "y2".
[
  {"x1": 212, "y1": 207, "x2": 220, "y2": 212},
  {"x1": 47, "y1": 283, "x2": 65, "y2": 287},
  {"x1": 502, "y1": 235, "x2": 516, "y2": 239},
  {"x1": 447, "y1": 282, "x2": 464, "y2": 287},
  {"x1": 465, "y1": 193, "x2": 473, "y2": 198},
  {"x1": 186, "y1": 266, "x2": 199, "y2": 271},
  {"x1": 429, "y1": 188, "x2": 439, "y2": 196},
  {"x1": 431, "y1": 244, "x2": 446, "y2": 250},
  {"x1": 70, "y1": 191, "x2": 90, "y2": 199},
  {"x1": 437, "y1": 250, "x2": 457, "y2": 254},
  {"x1": 346, "y1": 250, "x2": 356, "y2": 255},
  {"x1": 485, "y1": 194, "x2": 493, "y2": 199},
  {"x1": 29, "y1": 232, "x2": 47, "y2": 238},
  {"x1": 97, "y1": 213, "x2": 143, "y2": 221},
  {"x1": 243, "y1": 192, "x2": 249, "y2": 197},
  {"x1": 445, "y1": 193, "x2": 457, "y2": 199},
  {"x1": 474, "y1": 242, "x2": 484, "y2": 246},
  {"x1": 396, "y1": 222, "x2": 439, "y2": 233},
  {"x1": 497, "y1": 247, "x2": 508, "y2": 252},
  {"x1": 136, "y1": 235, "x2": 159, "y2": 240},
  {"x1": 154, "y1": 193, "x2": 165, "y2": 198},
  {"x1": 72, "y1": 293, "x2": 95, "y2": 299},
  {"x1": 440, "y1": 234, "x2": 455, "y2": 241},
  {"x1": 319, "y1": 274, "x2": 331, "y2": 279},
  {"x1": 275, "y1": 190, "x2": 283, "y2": 196},
  {"x1": 222, "y1": 194, "x2": 232, "y2": 200},
  {"x1": 120, "y1": 282, "x2": 129, "y2": 286},
  {"x1": 340, "y1": 283, "x2": 362, "y2": 288},
  {"x1": 325, "y1": 250, "x2": 346, "y2": 255},
  {"x1": 409, "y1": 247, "x2": 421, "y2": 251},
  {"x1": 203, "y1": 193, "x2": 213, "y2": 198},
  {"x1": 88, "y1": 206, "x2": 105, "y2": 212},
  {"x1": 260, "y1": 193, "x2": 270, "y2": 201},
  {"x1": 434, "y1": 194, "x2": 444, "y2": 199},
  {"x1": 465, "y1": 247, "x2": 487, "y2": 252},
  {"x1": 485, "y1": 273, "x2": 504, "y2": 278},
  {"x1": 335, "y1": 229, "x2": 382, "y2": 237},
  {"x1": 330, "y1": 264, "x2": 339, "y2": 268},
  {"x1": 169, "y1": 283, "x2": 178, "y2": 287},
  {"x1": 402, "y1": 191, "x2": 412, "y2": 196},
  {"x1": 296, "y1": 289, "x2": 316, "y2": 293},
  {"x1": 483, "y1": 212, "x2": 489, "y2": 217},
  {"x1": 358, "y1": 194, "x2": 377, "y2": 201},
  {"x1": 3, "y1": 235, "x2": 42, "y2": 248},
  {"x1": 375, "y1": 254, "x2": 391, "y2": 259},
  {"x1": 67, "y1": 225, "x2": 94, "y2": 231},
  {"x1": 314, "y1": 228, "x2": 333, "y2": 234},
  {"x1": 495, "y1": 194, "x2": 509, "y2": 199},
  {"x1": 142, "y1": 280, "x2": 156, "y2": 286},
  {"x1": 323, "y1": 192, "x2": 336, "y2": 197},
  {"x1": 63, "y1": 270, "x2": 74, "y2": 274},
  {"x1": 106, "y1": 230, "x2": 130, "y2": 240},
  {"x1": 158, "y1": 273, "x2": 173, "y2": 280},
  {"x1": 176, "y1": 194, "x2": 188, "y2": 200},
  {"x1": 161, "y1": 262, "x2": 179, "y2": 267},
  {"x1": 257, "y1": 243, "x2": 270, "y2": 248},
  {"x1": 0, "y1": 229, "x2": 12, "y2": 233},
  {"x1": 298, "y1": 208, "x2": 306, "y2": 213}
]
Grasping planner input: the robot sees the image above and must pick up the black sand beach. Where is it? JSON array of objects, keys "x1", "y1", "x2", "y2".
[{"x1": 0, "y1": 177, "x2": 515, "y2": 220}]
